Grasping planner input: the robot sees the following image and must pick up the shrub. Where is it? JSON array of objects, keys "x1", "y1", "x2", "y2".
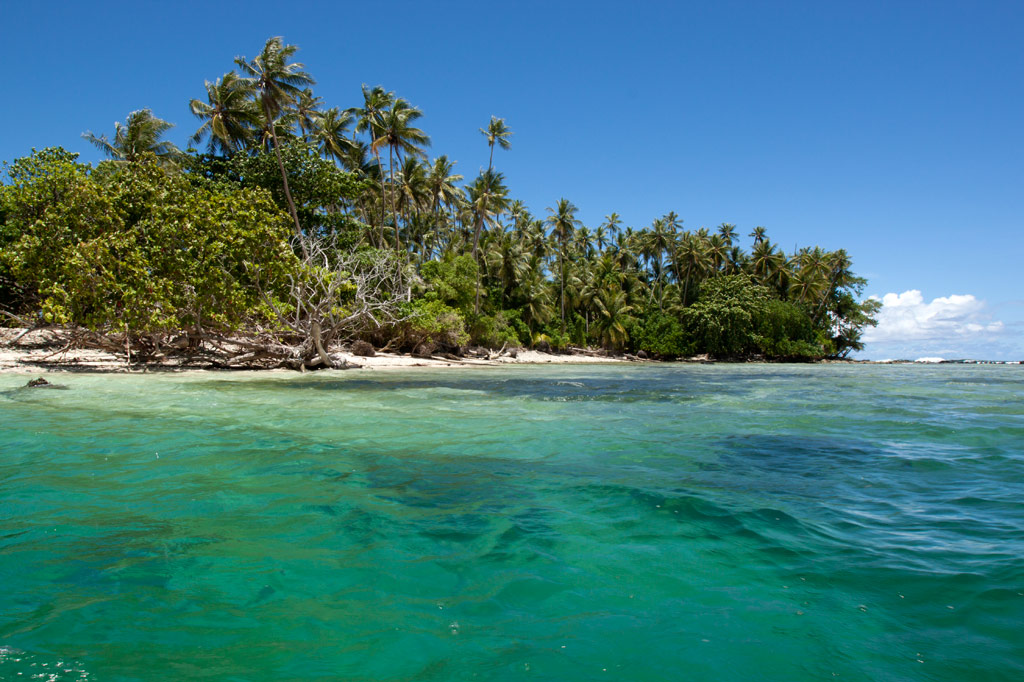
[
  {"x1": 756, "y1": 300, "x2": 821, "y2": 359},
  {"x1": 630, "y1": 312, "x2": 689, "y2": 357},
  {"x1": 394, "y1": 299, "x2": 468, "y2": 353},
  {"x1": 420, "y1": 254, "x2": 477, "y2": 315}
]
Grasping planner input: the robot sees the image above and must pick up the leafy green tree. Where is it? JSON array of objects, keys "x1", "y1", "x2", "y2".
[
  {"x1": 680, "y1": 275, "x2": 771, "y2": 357},
  {"x1": 421, "y1": 254, "x2": 477, "y2": 315},
  {"x1": 2, "y1": 153, "x2": 297, "y2": 343},
  {"x1": 232, "y1": 141, "x2": 365, "y2": 241}
]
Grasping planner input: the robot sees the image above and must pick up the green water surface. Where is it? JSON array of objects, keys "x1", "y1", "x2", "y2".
[{"x1": 1, "y1": 364, "x2": 1022, "y2": 681}]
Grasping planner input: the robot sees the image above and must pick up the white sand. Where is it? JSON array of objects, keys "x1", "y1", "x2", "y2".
[{"x1": 0, "y1": 328, "x2": 628, "y2": 374}]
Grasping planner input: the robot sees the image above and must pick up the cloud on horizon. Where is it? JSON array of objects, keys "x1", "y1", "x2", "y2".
[{"x1": 859, "y1": 290, "x2": 1012, "y2": 360}]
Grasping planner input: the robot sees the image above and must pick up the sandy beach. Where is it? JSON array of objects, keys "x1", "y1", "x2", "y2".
[{"x1": 0, "y1": 328, "x2": 628, "y2": 374}]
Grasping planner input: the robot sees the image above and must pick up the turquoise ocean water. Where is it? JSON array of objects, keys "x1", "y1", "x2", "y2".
[{"x1": 1, "y1": 364, "x2": 1022, "y2": 681}]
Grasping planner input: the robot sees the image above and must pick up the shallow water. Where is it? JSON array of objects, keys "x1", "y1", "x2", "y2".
[{"x1": 1, "y1": 364, "x2": 1022, "y2": 681}]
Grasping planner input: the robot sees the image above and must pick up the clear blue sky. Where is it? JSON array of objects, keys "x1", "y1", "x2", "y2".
[{"x1": 5, "y1": 0, "x2": 1023, "y2": 359}]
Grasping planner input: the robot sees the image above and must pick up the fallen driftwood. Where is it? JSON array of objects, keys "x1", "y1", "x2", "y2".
[{"x1": 567, "y1": 346, "x2": 610, "y2": 358}]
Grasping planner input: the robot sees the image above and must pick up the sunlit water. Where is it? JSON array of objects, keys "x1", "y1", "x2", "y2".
[{"x1": 1, "y1": 364, "x2": 1022, "y2": 681}]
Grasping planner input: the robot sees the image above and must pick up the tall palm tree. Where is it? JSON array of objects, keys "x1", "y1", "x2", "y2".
[
  {"x1": 82, "y1": 109, "x2": 181, "y2": 167},
  {"x1": 545, "y1": 198, "x2": 582, "y2": 327},
  {"x1": 188, "y1": 72, "x2": 258, "y2": 155},
  {"x1": 426, "y1": 155, "x2": 463, "y2": 232},
  {"x1": 517, "y1": 255, "x2": 553, "y2": 334},
  {"x1": 311, "y1": 107, "x2": 356, "y2": 165},
  {"x1": 749, "y1": 239, "x2": 783, "y2": 286},
  {"x1": 574, "y1": 225, "x2": 595, "y2": 259},
  {"x1": 350, "y1": 85, "x2": 394, "y2": 233},
  {"x1": 480, "y1": 116, "x2": 512, "y2": 171},
  {"x1": 593, "y1": 288, "x2": 633, "y2": 349},
  {"x1": 396, "y1": 156, "x2": 429, "y2": 254},
  {"x1": 663, "y1": 211, "x2": 683, "y2": 235},
  {"x1": 672, "y1": 234, "x2": 710, "y2": 306},
  {"x1": 485, "y1": 231, "x2": 527, "y2": 307},
  {"x1": 717, "y1": 222, "x2": 739, "y2": 247},
  {"x1": 706, "y1": 233, "x2": 728, "y2": 274},
  {"x1": 235, "y1": 36, "x2": 315, "y2": 248},
  {"x1": 466, "y1": 169, "x2": 510, "y2": 312},
  {"x1": 294, "y1": 88, "x2": 323, "y2": 142},
  {"x1": 252, "y1": 102, "x2": 298, "y2": 151},
  {"x1": 371, "y1": 98, "x2": 431, "y2": 250}
]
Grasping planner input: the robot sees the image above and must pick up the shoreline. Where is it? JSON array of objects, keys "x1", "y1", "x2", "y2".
[
  {"x1": 0, "y1": 328, "x2": 630, "y2": 374},
  {"x1": 1, "y1": 328, "x2": 1018, "y2": 375}
]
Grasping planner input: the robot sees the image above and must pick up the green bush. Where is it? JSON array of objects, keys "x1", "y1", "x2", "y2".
[
  {"x1": 395, "y1": 299, "x2": 468, "y2": 352},
  {"x1": 630, "y1": 312, "x2": 689, "y2": 357},
  {"x1": 755, "y1": 300, "x2": 821, "y2": 359},
  {"x1": 468, "y1": 309, "x2": 529, "y2": 348},
  {"x1": 420, "y1": 254, "x2": 477, "y2": 315}
]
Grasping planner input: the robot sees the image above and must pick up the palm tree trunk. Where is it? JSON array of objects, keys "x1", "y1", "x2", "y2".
[
  {"x1": 368, "y1": 130, "x2": 387, "y2": 244},
  {"x1": 473, "y1": 215, "x2": 483, "y2": 315},
  {"x1": 268, "y1": 121, "x2": 307, "y2": 259},
  {"x1": 389, "y1": 146, "x2": 401, "y2": 251},
  {"x1": 560, "y1": 251, "x2": 566, "y2": 328}
]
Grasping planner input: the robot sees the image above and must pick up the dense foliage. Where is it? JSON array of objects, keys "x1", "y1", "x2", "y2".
[{"x1": 0, "y1": 37, "x2": 879, "y2": 362}]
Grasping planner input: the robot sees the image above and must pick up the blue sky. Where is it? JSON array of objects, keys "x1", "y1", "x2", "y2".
[{"x1": 5, "y1": 1, "x2": 1023, "y2": 359}]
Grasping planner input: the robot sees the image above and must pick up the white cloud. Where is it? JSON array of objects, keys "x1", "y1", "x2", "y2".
[{"x1": 863, "y1": 290, "x2": 1004, "y2": 344}]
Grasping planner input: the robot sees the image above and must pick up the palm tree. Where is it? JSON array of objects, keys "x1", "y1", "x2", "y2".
[
  {"x1": 663, "y1": 211, "x2": 683, "y2": 235},
  {"x1": 396, "y1": 156, "x2": 429, "y2": 254},
  {"x1": 235, "y1": 36, "x2": 315, "y2": 248},
  {"x1": 311, "y1": 107, "x2": 356, "y2": 165},
  {"x1": 749, "y1": 226, "x2": 767, "y2": 245},
  {"x1": 426, "y1": 155, "x2": 463, "y2": 235},
  {"x1": 601, "y1": 213, "x2": 622, "y2": 242},
  {"x1": 188, "y1": 72, "x2": 258, "y2": 155},
  {"x1": 593, "y1": 288, "x2": 633, "y2": 349},
  {"x1": 480, "y1": 116, "x2": 512, "y2": 171},
  {"x1": 350, "y1": 85, "x2": 394, "y2": 233},
  {"x1": 252, "y1": 103, "x2": 298, "y2": 151},
  {"x1": 82, "y1": 109, "x2": 181, "y2": 167},
  {"x1": 371, "y1": 98, "x2": 431, "y2": 250},
  {"x1": 749, "y1": 239, "x2": 783, "y2": 287},
  {"x1": 574, "y1": 225, "x2": 595, "y2": 259},
  {"x1": 546, "y1": 198, "x2": 582, "y2": 327},
  {"x1": 717, "y1": 222, "x2": 739, "y2": 247},
  {"x1": 485, "y1": 231, "x2": 528, "y2": 307},
  {"x1": 706, "y1": 233, "x2": 728, "y2": 274},
  {"x1": 294, "y1": 88, "x2": 323, "y2": 141},
  {"x1": 672, "y1": 234, "x2": 710, "y2": 306},
  {"x1": 517, "y1": 255, "x2": 553, "y2": 334},
  {"x1": 466, "y1": 169, "x2": 510, "y2": 312}
]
